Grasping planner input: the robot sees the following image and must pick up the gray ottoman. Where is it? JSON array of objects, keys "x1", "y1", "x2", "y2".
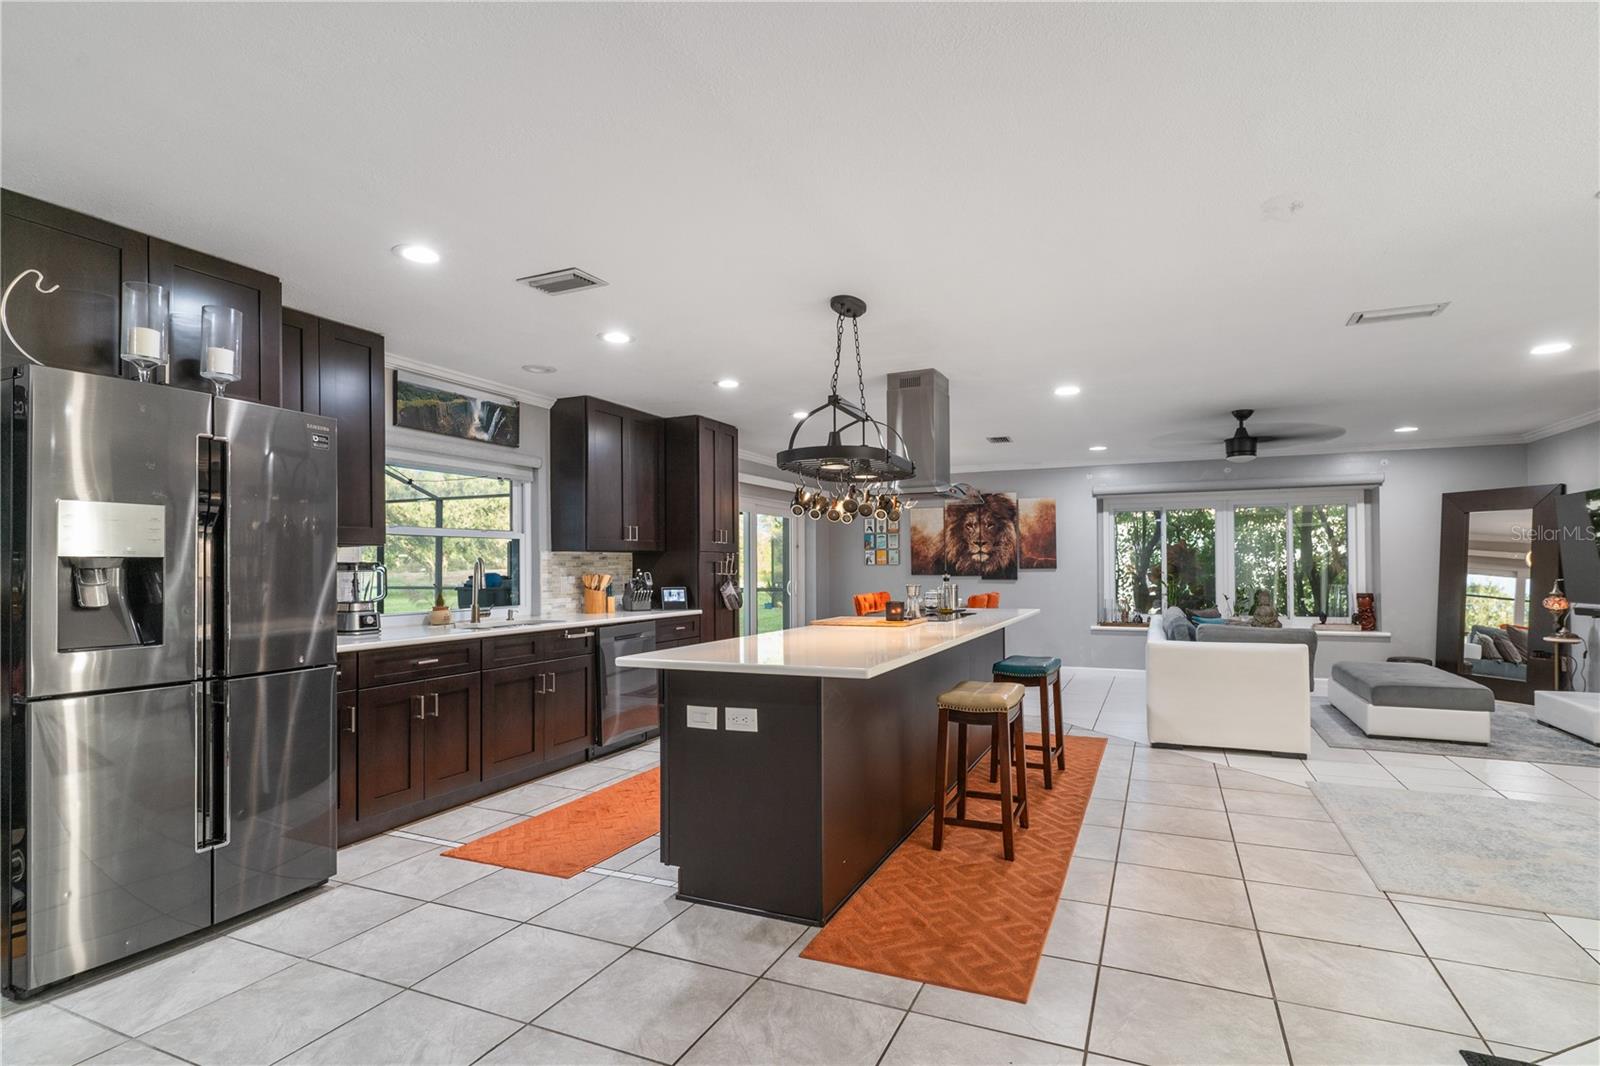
[{"x1": 1328, "y1": 661, "x2": 1494, "y2": 743}]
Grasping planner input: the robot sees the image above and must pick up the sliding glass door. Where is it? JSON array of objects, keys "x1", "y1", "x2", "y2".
[{"x1": 737, "y1": 507, "x2": 796, "y2": 635}]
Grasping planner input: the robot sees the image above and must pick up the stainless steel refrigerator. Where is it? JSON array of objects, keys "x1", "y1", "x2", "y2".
[{"x1": 2, "y1": 365, "x2": 339, "y2": 996}]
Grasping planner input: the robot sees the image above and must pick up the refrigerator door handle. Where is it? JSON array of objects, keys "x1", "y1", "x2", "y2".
[
  {"x1": 195, "y1": 683, "x2": 231, "y2": 851},
  {"x1": 196, "y1": 434, "x2": 230, "y2": 678}
]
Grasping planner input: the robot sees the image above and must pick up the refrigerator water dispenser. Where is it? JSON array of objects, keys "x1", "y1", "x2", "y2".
[{"x1": 55, "y1": 499, "x2": 165, "y2": 651}]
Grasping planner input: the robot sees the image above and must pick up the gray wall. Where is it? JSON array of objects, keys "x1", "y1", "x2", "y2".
[
  {"x1": 816, "y1": 439, "x2": 1574, "y2": 675},
  {"x1": 1527, "y1": 421, "x2": 1600, "y2": 689}
]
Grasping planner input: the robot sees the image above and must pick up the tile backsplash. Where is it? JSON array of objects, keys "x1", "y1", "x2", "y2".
[{"x1": 541, "y1": 551, "x2": 634, "y2": 614}]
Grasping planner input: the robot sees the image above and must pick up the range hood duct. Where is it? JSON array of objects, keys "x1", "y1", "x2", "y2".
[{"x1": 885, "y1": 369, "x2": 973, "y2": 503}]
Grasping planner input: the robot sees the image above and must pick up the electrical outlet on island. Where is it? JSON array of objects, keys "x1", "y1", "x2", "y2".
[{"x1": 725, "y1": 707, "x2": 758, "y2": 732}]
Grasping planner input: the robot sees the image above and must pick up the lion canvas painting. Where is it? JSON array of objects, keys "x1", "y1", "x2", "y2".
[{"x1": 908, "y1": 494, "x2": 1021, "y2": 580}]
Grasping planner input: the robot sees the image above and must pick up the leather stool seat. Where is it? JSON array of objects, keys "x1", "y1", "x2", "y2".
[{"x1": 939, "y1": 681, "x2": 1026, "y2": 713}]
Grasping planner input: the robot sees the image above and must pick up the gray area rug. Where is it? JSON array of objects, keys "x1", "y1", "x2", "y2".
[
  {"x1": 1312, "y1": 699, "x2": 1599, "y2": 767},
  {"x1": 1312, "y1": 782, "x2": 1600, "y2": 918}
]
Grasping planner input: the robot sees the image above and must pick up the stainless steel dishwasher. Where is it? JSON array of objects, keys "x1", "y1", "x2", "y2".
[{"x1": 594, "y1": 621, "x2": 660, "y2": 753}]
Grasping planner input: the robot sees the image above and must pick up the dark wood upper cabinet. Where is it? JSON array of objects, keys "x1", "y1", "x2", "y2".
[
  {"x1": 281, "y1": 309, "x2": 386, "y2": 546},
  {"x1": 147, "y1": 238, "x2": 281, "y2": 405},
  {"x1": 664, "y1": 416, "x2": 739, "y2": 553},
  {"x1": 1, "y1": 190, "x2": 147, "y2": 377},
  {"x1": 551, "y1": 396, "x2": 663, "y2": 552}
]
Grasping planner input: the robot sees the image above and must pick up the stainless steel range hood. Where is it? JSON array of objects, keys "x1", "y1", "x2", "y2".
[{"x1": 885, "y1": 369, "x2": 972, "y2": 503}]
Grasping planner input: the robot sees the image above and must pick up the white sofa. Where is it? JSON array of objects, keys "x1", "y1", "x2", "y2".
[
  {"x1": 1145, "y1": 616, "x2": 1310, "y2": 756},
  {"x1": 1534, "y1": 689, "x2": 1600, "y2": 745}
]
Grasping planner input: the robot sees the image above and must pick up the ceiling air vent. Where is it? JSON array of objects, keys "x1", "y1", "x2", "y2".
[
  {"x1": 986, "y1": 435, "x2": 1013, "y2": 444},
  {"x1": 517, "y1": 268, "x2": 608, "y2": 295},
  {"x1": 1345, "y1": 302, "x2": 1449, "y2": 325}
]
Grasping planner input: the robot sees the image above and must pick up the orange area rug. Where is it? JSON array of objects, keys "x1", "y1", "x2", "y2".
[
  {"x1": 801, "y1": 733, "x2": 1106, "y2": 1002},
  {"x1": 443, "y1": 768, "x2": 659, "y2": 878}
]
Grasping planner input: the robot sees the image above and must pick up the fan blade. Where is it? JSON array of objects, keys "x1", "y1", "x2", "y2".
[{"x1": 1250, "y1": 423, "x2": 1345, "y2": 444}]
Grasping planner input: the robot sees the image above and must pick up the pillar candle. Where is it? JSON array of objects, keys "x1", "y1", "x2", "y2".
[
  {"x1": 127, "y1": 325, "x2": 162, "y2": 359},
  {"x1": 203, "y1": 346, "x2": 237, "y2": 376}
]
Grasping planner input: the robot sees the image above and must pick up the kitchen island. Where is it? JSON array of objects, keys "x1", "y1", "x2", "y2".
[{"x1": 617, "y1": 608, "x2": 1039, "y2": 923}]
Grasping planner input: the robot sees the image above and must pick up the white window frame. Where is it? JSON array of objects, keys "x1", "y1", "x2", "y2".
[
  {"x1": 379, "y1": 455, "x2": 535, "y2": 617},
  {"x1": 1099, "y1": 488, "x2": 1373, "y2": 626}
]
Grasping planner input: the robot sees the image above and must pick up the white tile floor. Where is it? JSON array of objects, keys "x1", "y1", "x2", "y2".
[{"x1": 5, "y1": 675, "x2": 1599, "y2": 1066}]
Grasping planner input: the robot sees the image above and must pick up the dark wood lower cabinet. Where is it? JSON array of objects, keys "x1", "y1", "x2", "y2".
[
  {"x1": 355, "y1": 680, "x2": 429, "y2": 820},
  {"x1": 336, "y1": 690, "x2": 359, "y2": 835},
  {"x1": 338, "y1": 637, "x2": 604, "y2": 845},
  {"x1": 543, "y1": 656, "x2": 595, "y2": 760},
  {"x1": 422, "y1": 674, "x2": 481, "y2": 795},
  {"x1": 483, "y1": 664, "x2": 545, "y2": 782}
]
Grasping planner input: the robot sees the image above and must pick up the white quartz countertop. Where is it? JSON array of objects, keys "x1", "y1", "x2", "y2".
[
  {"x1": 616, "y1": 608, "x2": 1040, "y2": 680},
  {"x1": 336, "y1": 609, "x2": 701, "y2": 653}
]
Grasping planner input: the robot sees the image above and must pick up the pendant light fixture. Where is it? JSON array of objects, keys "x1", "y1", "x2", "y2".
[{"x1": 778, "y1": 295, "x2": 914, "y2": 521}]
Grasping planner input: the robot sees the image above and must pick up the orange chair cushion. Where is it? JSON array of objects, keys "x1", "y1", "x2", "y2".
[
  {"x1": 854, "y1": 591, "x2": 892, "y2": 616},
  {"x1": 967, "y1": 593, "x2": 1000, "y2": 608}
]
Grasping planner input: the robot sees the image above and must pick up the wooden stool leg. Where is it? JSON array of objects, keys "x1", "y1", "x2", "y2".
[
  {"x1": 989, "y1": 720, "x2": 999, "y2": 782},
  {"x1": 1013, "y1": 714, "x2": 1030, "y2": 829},
  {"x1": 996, "y1": 717, "x2": 1015, "y2": 860},
  {"x1": 932, "y1": 707, "x2": 950, "y2": 851},
  {"x1": 955, "y1": 722, "x2": 969, "y2": 821},
  {"x1": 1052, "y1": 670, "x2": 1066, "y2": 770},
  {"x1": 1036, "y1": 677, "x2": 1054, "y2": 790}
]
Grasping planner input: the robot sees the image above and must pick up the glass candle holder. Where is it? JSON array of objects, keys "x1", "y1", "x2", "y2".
[
  {"x1": 120, "y1": 282, "x2": 169, "y2": 382},
  {"x1": 199, "y1": 305, "x2": 244, "y2": 396}
]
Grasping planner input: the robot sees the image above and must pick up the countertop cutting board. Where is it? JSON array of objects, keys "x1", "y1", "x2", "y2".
[{"x1": 811, "y1": 615, "x2": 929, "y2": 628}]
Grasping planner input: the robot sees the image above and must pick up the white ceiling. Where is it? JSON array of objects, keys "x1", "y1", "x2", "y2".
[{"x1": 3, "y1": 3, "x2": 1596, "y2": 471}]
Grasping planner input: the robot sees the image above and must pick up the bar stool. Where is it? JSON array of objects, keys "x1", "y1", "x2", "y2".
[
  {"x1": 992, "y1": 655, "x2": 1065, "y2": 789},
  {"x1": 933, "y1": 681, "x2": 1030, "y2": 860}
]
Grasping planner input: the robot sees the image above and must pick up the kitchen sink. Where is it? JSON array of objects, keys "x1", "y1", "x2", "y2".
[{"x1": 456, "y1": 616, "x2": 548, "y2": 630}]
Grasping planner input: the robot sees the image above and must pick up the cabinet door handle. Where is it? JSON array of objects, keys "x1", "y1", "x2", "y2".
[
  {"x1": 414, "y1": 657, "x2": 440, "y2": 666},
  {"x1": 565, "y1": 630, "x2": 595, "y2": 639},
  {"x1": 412, "y1": 695, "x2": 426, "y2": 721},
  {"x1": 344, "y1": 704, "x2": 357, "y2": 734},
  {"x1": 536, "y1": 671, "x2": 546, "y2": 694},
  {"x1": 547, "y1": 672, "x2": 556, "y2": 693},
  {"x1": 674, "y1": 625, "x2": 687, "y2": 631},
  {"x1": 429, "y1": 693, "x2": 440, "y2": 719}
]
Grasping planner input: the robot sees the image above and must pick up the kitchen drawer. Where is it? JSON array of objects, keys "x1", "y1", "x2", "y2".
[
  {"x1": 482, "y1": 631, "x2": 541, "y2": 669},
  {"x1": 336, "y1": 652, "x2": 357, "y2": 692},
  {"x1": 535, "y1": 626, "x2": 596, "y2": 660},
  {"x1": 655, "y1": 616, "x2": 699, "y2": 643},
  {"x1": 656, "y1": 637, "x2": 697, "y2": 651},
  {"x1": 358, "y1": 640, "x2": 481, "y2": 688}
]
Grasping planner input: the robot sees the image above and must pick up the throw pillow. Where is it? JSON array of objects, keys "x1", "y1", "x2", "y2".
[
  {"x1": 1502, "y1": 625, "x2": 1529, "y2": 655},
  {"x1": 1492, "y1": 633, "x2": 1524, "y2": 664},
  {"x1": 1475, "y1": 634, "x2": 1502, "y2": 661}
]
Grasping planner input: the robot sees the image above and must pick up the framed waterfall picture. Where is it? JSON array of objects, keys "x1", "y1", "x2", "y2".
[{"x1": 393, "y1": 370, "x2": 521, "y2": 447}]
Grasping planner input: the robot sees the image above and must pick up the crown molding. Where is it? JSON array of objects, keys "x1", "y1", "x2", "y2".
[
  {"x1": 1521, "y1": 408, "x2": 1600, "y2": 442},
  {"x1": 386, "y1": 352, "x2": 558, "y2": 409}
]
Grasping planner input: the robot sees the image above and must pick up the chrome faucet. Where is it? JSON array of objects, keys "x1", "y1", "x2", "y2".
[{"x1": 471, "y1": 557, "x2": 485, "y2": 624}]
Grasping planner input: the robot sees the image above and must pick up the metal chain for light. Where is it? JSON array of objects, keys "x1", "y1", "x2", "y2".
[{"x1": 853, "y1": 315, "x2": 870, "y2": 439}]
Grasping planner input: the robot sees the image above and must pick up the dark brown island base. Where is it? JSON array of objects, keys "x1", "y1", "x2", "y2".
[{"x1": 619, "y1": 609, "x2": 1040, "y2": 923}]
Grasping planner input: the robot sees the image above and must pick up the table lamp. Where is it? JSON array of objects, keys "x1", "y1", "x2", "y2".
[{"x1": 1541, "y1": 581, "x2": 1572, "y2": 637}]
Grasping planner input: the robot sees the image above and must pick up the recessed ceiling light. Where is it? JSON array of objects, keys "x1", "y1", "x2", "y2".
[
  {"x1": 1053, "y1": 384, "x2": 1082, "y2": 398},
  {"x1": 1088, "y1": 444, "x2": 1108, "y2": 452},
  {"x1": 716, "y1": 378, "x2": 739, "y2": 389},
  {"x1": 599, "y1": 330, "x2": 633, "y2": 345},
  {"x1": 1394, "y1": 425, "x2": 1419, "y2": 433},
  {"x1": 792, "y1": 410, "x2": 808, "y2": 420},
  {"x1": 393, "y1": 243, "x2": 440, "y2": 265},
  {"x1": 521, "y1": 364, "x2": 557, "y2": 375},
  {"x1": 1530, "y1": 340, "x2": 1573, "y2": 356}
]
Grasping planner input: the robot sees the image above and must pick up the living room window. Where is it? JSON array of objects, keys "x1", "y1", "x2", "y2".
[
  {"x1": 356, "y1": 461, "x2": 531, "y2": 615},
  {"x1": 1102, "y1": 489, "x2": 1370, "y2": 624}
]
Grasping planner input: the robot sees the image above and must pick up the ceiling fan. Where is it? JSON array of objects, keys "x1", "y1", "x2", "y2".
[{"x1": 1215, "y1": 408, "x2": 1344, "y2": 462}]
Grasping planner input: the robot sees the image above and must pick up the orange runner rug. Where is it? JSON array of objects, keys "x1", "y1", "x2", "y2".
[
  {"x1": 801, "y1": 733, "x2": 1106, "y2": 1002},
  {"x1": 443, "y1": 768, "x2": 659, "y2": 878}
]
